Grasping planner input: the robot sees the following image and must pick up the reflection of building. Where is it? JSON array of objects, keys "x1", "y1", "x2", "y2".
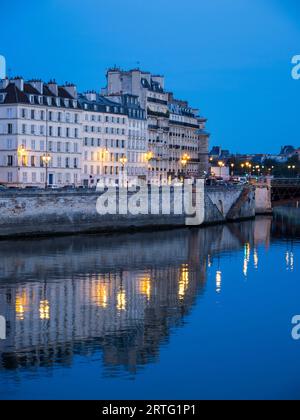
[{"x1": 0, "y1": 220, "x2": 269, "y2": 375}]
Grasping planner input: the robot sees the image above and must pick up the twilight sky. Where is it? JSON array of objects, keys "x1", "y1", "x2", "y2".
[{"x1": 1, "y1": 0, "x2": 300, "y2": 153}]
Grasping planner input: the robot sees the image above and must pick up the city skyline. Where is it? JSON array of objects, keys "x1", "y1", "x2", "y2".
[{"x1": 1, "y1": 0, "x2": 300, "y2": 154}]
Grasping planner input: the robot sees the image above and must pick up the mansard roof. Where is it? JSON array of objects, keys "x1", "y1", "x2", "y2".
[{"x1": 0, "y1": 81, "x2": 79, "y2": 109}]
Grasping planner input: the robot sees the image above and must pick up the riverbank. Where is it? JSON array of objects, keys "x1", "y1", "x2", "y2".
[{"x1": 0, "y1": 185, "x2": 270, "y2": 238}]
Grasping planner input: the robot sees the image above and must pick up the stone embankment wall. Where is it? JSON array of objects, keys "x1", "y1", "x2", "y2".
[{"x1": 0, "y1": 185, "x2": 265, "y2": 238}]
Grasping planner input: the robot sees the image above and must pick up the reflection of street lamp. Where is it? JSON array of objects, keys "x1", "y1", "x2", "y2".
[
  {"x1": 119, "y1": 156, "x2": 128, "y2": 187},
  {"x1": 42, "y1": 153, "x2": 51, "y2": 189}
]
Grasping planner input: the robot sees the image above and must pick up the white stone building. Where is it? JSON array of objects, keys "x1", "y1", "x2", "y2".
[
  {"x1": 102, "y1": 68, "x2": 209, "y2": 184},
  {"x1": 0, "y1": 77, "x2": 82, "y2": 187},
  {"x1": 103, "y1": 93, "x2": 148, "y2": 185},
  {"x1": 79, "y1": 92, "x2": 129, "y2": 187}
]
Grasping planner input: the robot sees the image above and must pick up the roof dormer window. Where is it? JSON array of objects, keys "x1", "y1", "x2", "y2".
[
  {"x1": 73, "y1": 100, "x2": 77, "y2": 108},
  {"x1": 29, "y1": 95, "x2": 34, "y2": 104},
  {"x1": 56, "y1": 98, "x2": 60, "y2": 107},
  {"x1": 47, "y1": 97, "x2": 52, "y2": 106},
  {"x1": 64, "y1": 99, "x2": 69, "y2": 107},
  {"x1": 38, "y1": 96, "x2": 43, "y2": 104},
  {"x1": 0, "y1": 94, "x2": 5, "y2": 103}
]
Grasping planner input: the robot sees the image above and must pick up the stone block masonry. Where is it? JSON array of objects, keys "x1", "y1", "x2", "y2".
[{"x1": 0, "y1": 185, "x2": 260, "y2": 239}]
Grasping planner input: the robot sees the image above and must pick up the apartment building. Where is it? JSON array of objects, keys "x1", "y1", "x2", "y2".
[
  {"x1": 103, "y1": 93, "x2": 148, "y2": 185},
  {"x1": 0, "y1": 69, "x2": 209, "y2": 188},
  {"x1": 102, "y1": 67, "x2": 209, "y2": 183},
  {"x1": 0, "y1": 77, "x2": 82, "y2": 187},
  {"x1": 102, "y1": 68, "x2": 170, "y2": 184},
  {"x1": 79, "y1": 92, "x2": 129, "y2": 187}
]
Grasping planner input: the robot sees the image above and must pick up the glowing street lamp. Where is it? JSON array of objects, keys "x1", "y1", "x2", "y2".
[
  {"x1": 145, "y1": 151, "x2": 154, "y2": 162},
  {"x1": 218, "y1": 160, "x2": 225, "y2": 177},
  {"x1": 119, "y1": 156, "x2": 128, "y2": 187},
  {"x1": 42, "y1": 153, "x2": 51, "y2": 188},
  {"x1": 230, "y1": 163, "x2": 235, "y2": 176}
]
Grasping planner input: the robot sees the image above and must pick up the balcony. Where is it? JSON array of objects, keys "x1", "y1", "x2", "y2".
[{"x1": 147, "y1": 108, "x2": 170, "y2": 119}]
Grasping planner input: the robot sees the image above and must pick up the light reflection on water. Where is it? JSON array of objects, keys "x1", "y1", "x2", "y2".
[{"x1": 0, "y1": 207, "x2": 300, "y2": 399}]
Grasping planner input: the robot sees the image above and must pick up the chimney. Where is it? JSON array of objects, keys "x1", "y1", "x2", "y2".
[
  {"x1": 62, "y1": 83, "x2": 77, "y2": 99},
  {"x1": 11, "y1": 77, "x2": 24, "y2": 91},
  {"x1": 84, "y1": 91, "x2": 97, "y2": 101},
  {"x1": 0, "y1": 78, "x2": 9, "y2": 90},
  {"x1": 152, "y1": 75, "x2": 165, "y2": 90},
  {"x1": 47, "y1": 80, "x2": 58, "y2": 96},
  {"x1": 29, "y1": 79, "x2": 44, "y2": 94}
]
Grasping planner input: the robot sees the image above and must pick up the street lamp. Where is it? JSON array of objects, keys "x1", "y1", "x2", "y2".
[
  {"x1": 42, "y1": 153, "x2": 51, "y2": 189},
  {"x1": 17, "y1": 145, "x2": 27, "y2": 186},
  {"x1": 230, "y1": 163, "x2": 235, "y2": 176},
  {"x1": 218, "y1": 160, "x2": 225, "y2": 177},
  {"x1": 119, "y1": 156, "x2": 128, "y2": 187},
  {"x1": 181, "y1": 154, "x2": 191, "y2": 177}
]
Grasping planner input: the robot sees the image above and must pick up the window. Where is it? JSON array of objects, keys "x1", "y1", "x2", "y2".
[
  {"x1": 7, "y1": 155, "x2": 13, "y2": 166},
  {"x1": 31, "y1": 156, "x2": 35, "y2": 167},
  {"x1": 65, "y1": 158, "x2": 70, "y2": 168},
  {"x1": 7, "y1": 124, "x2": 13, "y2": 134},
  {"x1": 74, "y1": 158, "x2": 78, "y2": 168},
  {"x1": 7, "y1": 172, "x2": 13, "y2": 183},
  {"x1": 32, "y1": 172, "x2": 37, "y2": 182},
  {"x1": 31, "y1": 110, "x2": 35, "y2": 119}
]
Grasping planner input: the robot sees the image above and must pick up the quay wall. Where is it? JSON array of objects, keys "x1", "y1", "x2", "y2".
[{"x1": 0, "y1": 185, "x2": 261, "y2": 238}]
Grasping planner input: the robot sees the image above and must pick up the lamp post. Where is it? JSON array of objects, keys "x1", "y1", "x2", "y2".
[
  {"x1": 181, "y1": 154, "x2": 191, "y2": 178},
  {"x1": 17, "y1": 145, "x2": 27, "y2": 185},
  {"x1": 42, "y1": 153, "x2": 51, "y2": 189},
  {"x1": 218, "y1": 160, "x2": 224, "y2": 178},
  {"x1": 230, "y1": 163, "x2": 235, "y2": 177},
  {"x1": 120, "y1": 156, "x2": 128, "y2": 187}
]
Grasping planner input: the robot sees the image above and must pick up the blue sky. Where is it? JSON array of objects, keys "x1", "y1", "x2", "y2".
[{"x1": 1, "y1": 0, "x2": 300, "y2": 153}]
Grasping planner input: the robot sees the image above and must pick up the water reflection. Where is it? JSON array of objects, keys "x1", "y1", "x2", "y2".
[{"x1": 0, "y1": 218, "x2": 275, "y2": 378}]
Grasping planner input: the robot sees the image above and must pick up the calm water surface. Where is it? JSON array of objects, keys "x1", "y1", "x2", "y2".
[{"x1": 1, "y1": 206, "x2": 300, "y2": 400}]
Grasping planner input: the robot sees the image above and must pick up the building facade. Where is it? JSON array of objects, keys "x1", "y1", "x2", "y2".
[
  {"x1": 79, "y1": 92, "x2": 129, "y2": 187},
  {"x1": 102, "y1": 68, "x2": 209, "y2": 184},
  {"x1": 0, "y1": 69, "x2": 209, "y2": 187},
  {"x1": 0, "y1": 78, "x2": 82, "y2": 187}
]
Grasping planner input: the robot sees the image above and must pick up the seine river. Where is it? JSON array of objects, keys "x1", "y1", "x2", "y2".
[{"x1": 0, "y1": 205, "x2": 300, "y2": 400}]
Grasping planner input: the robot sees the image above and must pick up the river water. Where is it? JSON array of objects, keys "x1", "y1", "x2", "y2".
[{"x1": 0, "y1": 205, "x2": 300, "y2": 400}]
